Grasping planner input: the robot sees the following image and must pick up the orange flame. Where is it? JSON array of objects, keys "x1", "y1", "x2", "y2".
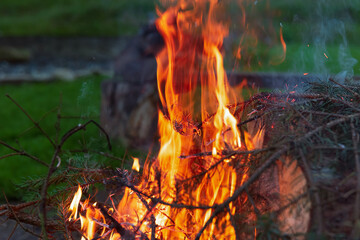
[
  {"x1": 131, "y1": 157, "x2": 140, "y2": 172},
  {"x1": 270, "y1": 24, "x2": 287, "y2": 65},
  {"x1": 68, "y1": 185, "x2": 82, "y2": 221},
  {"x1": 117, "y1": 1, "x2": 254, "y2": 238},
  {"x1": 279, "y1": 24, "x2": 287, "y2": 63},
  {"x1": 80, "y1": 201, "x2": 106, "y2": 240},
  {"x1": 68, "y1": 1, "x2": 263, "y2": 239},
  {"x1": 68, "y1": 186, "x2": 107, "y2": 240}
]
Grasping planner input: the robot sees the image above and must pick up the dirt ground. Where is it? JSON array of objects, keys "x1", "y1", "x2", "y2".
[{"x1": 0, "y1": 216, "x2": 40, "y2": 240}]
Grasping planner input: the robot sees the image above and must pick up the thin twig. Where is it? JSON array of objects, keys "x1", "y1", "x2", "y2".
[
  {"x1": 238, "y1": 113, "x2": 264, "y2": 127},
  {"x1": 0, "y1": 200, "x2": 39, "y2": 214},
  {"x1": 299, "y1": 149, "x2": 323, "y2": 235},
  {"x1": 0, "y1": 152, "x2": 24, "y2": 160},
  {"x1": 59, "y1": 202, "x2": 73, "y2": 240},
  {"x1": 60, "y1": 120, "x2": 112, "y2": 151},
  {"x1": 274, "y1": 192, "x2": 308, "y2": 216},
  {"x1": 286, "y1": 102, "x2": 315, "y2": 129},
  {"x1": 299, "y1": 109, "x2": 345, "y2": 118},
  {"x1": 179, "y1": 149, "x2": 263, "y2": 159},
  {"x1": 18, "y1": 107, "x2": 58, "y2": 138},
  {"x1": 245, "y1": 188, "x2": 261, "y2": 217},
  {"x1": 329, "y1": 78, "x2": 360, "y2": 99},
  {"x1": 150, "y1": 215, "x2": 156, "y2": 240},
  {"x1": 195, "y1": 146, "x2": 289, "y2": 240},
  {"x1": 330, "y1": 97, "x2": 360, "y2": 113},
  {"x1": 7, "y1": 222, "x2": 18, "y2": 240},
  {"x1": 0, "y1": 140, "x2": 48, "y2": 167},
  {"x1": 195, "y1": 112, "x2": 360, "y2": 239},
  {"x1": 301, "y1": 113, "x2": 360, "y2": 141},
  {"x1": 226, "y1": 205, "x2": 240, "y2": 240},
  {"x1": 3, "y1": 192, "x2": 42, "y2": 238},
  {"x1": 6, "y1": 94, "x2": 56, "y2": 148},
  {"x1": 124, "y1": 182, "x2": 214, "y2": 210},
  {"x1": 97, "y1": 203, "x2": 131, "y2": 238},
  {"x1": 178, "y1": 149, "x2": 265, "y2": 184},
  {"x1": 55, "y1": 93, "x2": 62, "y2": 146}
]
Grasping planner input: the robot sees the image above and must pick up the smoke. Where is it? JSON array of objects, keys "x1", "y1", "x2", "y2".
[
  {"x1": 77, "y1": 80, "x2": 98, "y2": 119},
  {"x1": 295, "y1": 0, "x2": 358, "y2": 81}
]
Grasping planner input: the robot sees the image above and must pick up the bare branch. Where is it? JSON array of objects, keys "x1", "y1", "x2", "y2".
[
  {"x1": 6, "y1": 94, "x2": 56, "y2": 148},
  {"x1": 329, "y1": 78, "x2": 360, "y2": 99},
  {"x1": 0, "y1": 140, "x2": 49, "y2": 167}
]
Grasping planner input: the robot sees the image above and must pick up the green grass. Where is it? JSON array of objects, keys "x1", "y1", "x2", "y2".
[
  {"x1": 0, "y1": 76, "x2": 141, "y2": 200},
  {"x1": 238, "y1": 43, "x2": 360, "y2": 75},
  {"x1": 0, "y1": 0, "x2": 155, "y2": 36}
]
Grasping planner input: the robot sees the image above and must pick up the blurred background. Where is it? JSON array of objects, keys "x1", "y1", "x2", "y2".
[{"x1": 0, "y1": 0, "x2": 359, "y2": 201}]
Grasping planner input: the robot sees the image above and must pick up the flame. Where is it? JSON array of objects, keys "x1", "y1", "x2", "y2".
[
  {"x1": 234, "y1": 1, "x2": 287, "y2": 71},
  {"x1": 279, "y1": 24, "x2": 287, "y2": 63},
  {"x1": 117, "y1": 1, "x2": 253, "y2": 238},
  {"x1": 80, "y1": 201, "x2": 106, "y2": 240},
  {"x1": 131, "y1": 157, "x2": 140, "y2": 172},
  {"x1": 270, "y1": 24, "x2": 287, "y2": 65},
  {"x1": 68, "y1": 0, "x2": 264, "y2": 239},
  {"x1": 68, "y1": 185, "x2": 82, "y2": 221},
  {"x1": 68, "y1": 186, "x2": 107, "y2": 240},
  {"x1": 109, "y1": 231, "x2": 120, "y2": 240}
]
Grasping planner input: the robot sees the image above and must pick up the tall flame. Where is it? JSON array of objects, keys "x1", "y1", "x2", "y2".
[
  {"x1": 68, "y1": 0, "x2": 262, "y2": 239},
  {"x1": 118, "y1": 0, "x2": 253, "y2": 238}
]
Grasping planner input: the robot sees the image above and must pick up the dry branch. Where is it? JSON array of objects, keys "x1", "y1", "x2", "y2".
[{"x1": 3, "y1": 79, "x2": 360, "y2": 239}]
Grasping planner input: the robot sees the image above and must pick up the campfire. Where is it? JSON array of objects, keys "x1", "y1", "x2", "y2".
[
  {"x1": 4, "y1": 0, "x2": 360, "y2": 240},
  {"x1": 67, "y1": 1, "x2": 300, "y2": 239}
]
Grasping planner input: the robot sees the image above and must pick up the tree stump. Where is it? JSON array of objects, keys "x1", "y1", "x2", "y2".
[{"x1": 101, "y1": 81, "x2": 159, "y2": 149}]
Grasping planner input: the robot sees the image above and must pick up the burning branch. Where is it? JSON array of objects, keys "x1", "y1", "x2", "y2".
[
  {"x1": 0, "y1": 94, "x2": 115, "y2": 239},
  {"x1": 3, "y1": 78, "x2": 360, "y2": 239},
  {"x1": 2, "y1": 0, "x2": 360, "y2": 238},
  {"x1": 195, "y1": 146, "x2": 288, "y2": 240}
]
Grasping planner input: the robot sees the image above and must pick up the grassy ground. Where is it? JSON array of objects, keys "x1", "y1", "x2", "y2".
[
  {"x1": 233, "y1": 43, "x2": 360, "y2": 75},
  {"x1": 0, "y1": 0, "x2": 359, "y2": 74},
  {"x1": 0, "y1": 0, "x2": 155, "y2": 36},
  {"x1": 0, "y1": 76, "x2": 143, "y2": 200}
]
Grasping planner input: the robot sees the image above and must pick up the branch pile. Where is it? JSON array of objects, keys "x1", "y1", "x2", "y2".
[{"x1": 1, "y1": 78, "x2": 360, "y2": 239}]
